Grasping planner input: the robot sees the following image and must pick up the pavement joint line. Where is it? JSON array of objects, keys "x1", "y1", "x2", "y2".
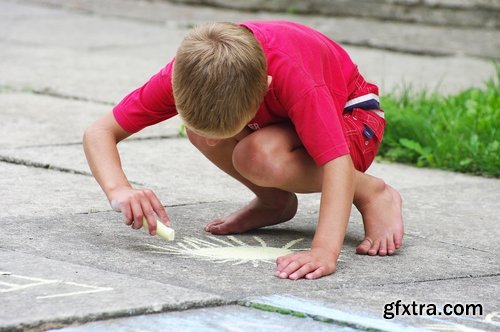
[
  {"x1": 1, "y1": 300, "x2": 233, "y2": 332},
  {"x1": 336, "y1": 40, "x2": 456, "y2": 58},
  {"x1": 240, "y1": 296, "x2": 427, "y2": 332},
  {"x1": 126, "y1": 134, "x2": 186, "y2": 142},
  {"x1": 8, "y1": 142, "x2": 85, "y2": 149},
  {"x1": 18, "y1": 0, "x2": 182, "y2": 28},
  {"x1": 401, "y1": 232, "x2": 494, "y2": 254},
  {"x1": 74, "y1": 199, "x2": 227, "y2": 215},
  {"x1": 7, "y1": 135, "x2": 184, "y2": 150},
  {"x1": 31, "y1": 87, "x2": 114, "y2": 106},
  {"x1": 1, "y1": 135, "x2": 185, "y2": 150},
  {"x1": 401, "y1": 234, "x2": 495, "y2": 254},
  {"x1": 0, "y1": 249, "x2": 233, "y2": 331},
  {"x1": 240, "y1": 301, "x2": 353, "y2": 328},
  {"x1": 0, "y1": 84, "x2": 114, "y2": 106},
  {"x1": 18, "y1": 0, "x2": 487, "y2": 60},
  {"x1": 358, "y1": 273, "x2": 500, "y2": 290},
  {"x1": 0, "y1": 155, "x2": 142, "y2": 186},
  {"x1": 0, "y1": 155, "x2": 93, "y2": 177}
]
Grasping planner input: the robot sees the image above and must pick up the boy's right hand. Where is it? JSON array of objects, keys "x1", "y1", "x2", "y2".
[{"x1": 109, "y1": 187, "x2": 170, "y2": 235}]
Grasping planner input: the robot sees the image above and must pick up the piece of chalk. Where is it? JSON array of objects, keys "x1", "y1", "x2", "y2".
[{"x1": 142, "y1": 218, "x2": 175, "y2": 241}]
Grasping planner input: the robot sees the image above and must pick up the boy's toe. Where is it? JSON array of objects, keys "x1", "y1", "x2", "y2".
[
  {"x1": 378, "y1": 240, "x2": 387, "y2": 256},
  {"x1": 205, "y1": 219, "x2": 223, "y2": 231},
  {"x1": 367, "y1": 239, "x2": 380, "y2": 256},
  {"x1": 387, "y1": 238, "x2": 396, "y2": 255},
  {"x1": 356, "y1": 238, "x2": 373, "y2": 254}
]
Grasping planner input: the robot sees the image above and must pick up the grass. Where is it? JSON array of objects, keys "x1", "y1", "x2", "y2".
[{"x1": 379, "y1": 68, "x2": 500, "y2": 177}]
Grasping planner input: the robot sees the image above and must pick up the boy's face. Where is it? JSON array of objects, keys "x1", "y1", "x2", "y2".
[
  {"x1": 187, "y1": 124, "x2": 250, "y2": 146},
  {"x1": 186, "y1": 76, "x2": 273, "y2": 146}
]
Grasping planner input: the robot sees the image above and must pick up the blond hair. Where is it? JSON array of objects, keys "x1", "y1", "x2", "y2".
[{"x1": 173, "y1": 22, "x2": 268, "y2": 138}]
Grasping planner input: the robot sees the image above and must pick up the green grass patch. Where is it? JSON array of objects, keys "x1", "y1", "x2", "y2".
[
  {"x1": 379, "y1": 69, "x2": 500, "y2": 177},
  {"x1": 244, "y1": 302, "x2": 307, "y2": 318},
  {"x1": 242, "y1": 301, "x2": 383, "y2": 331}
]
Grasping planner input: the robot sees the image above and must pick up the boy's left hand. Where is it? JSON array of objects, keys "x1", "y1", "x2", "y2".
[{"x1": 275, "y1": 247, "x2": 336, "y2": 280}]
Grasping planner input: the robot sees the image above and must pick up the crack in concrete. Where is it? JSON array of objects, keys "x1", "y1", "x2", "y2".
[
  {"x1": 0, "y1": 85, "x2": 116, "y2": 106},
  {"x1": 0, "y1": 156, "x2": 143, "y2": 187},
  {"x1": 338, "y1": 39, "x2": 454, "y2": 58},
  {"x1": 366, "y1": 273, "x2": 500, "y2": 290},
  {"x1": 0, "y1": 155, "x2": 92, "y2": 177},
  {"x1": 8, "y1": 134, "x2": 183, "y2": 150},
  {"x1": 404, "y1": 232, "x2": 494, "y2": 255},
  {"x1": 19, "y1": 0, "x2": 488, "y2": 59},
  {"x1": 3, "y1": 298, "x2": 231, "y2": 332},
  {"x1": 75, "y1": 199, "x2": 226, "y2": 215},
  {"x1": 0, "y1": 84, "x2": 114, "y2": 106},
  {"x1": 31, "y1": 87, "x2": 114, "y2": 106}
]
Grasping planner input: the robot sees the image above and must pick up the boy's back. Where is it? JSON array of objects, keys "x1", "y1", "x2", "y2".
[{"x1": 114, "y1": 20, "x2": 383, "y2": 168}]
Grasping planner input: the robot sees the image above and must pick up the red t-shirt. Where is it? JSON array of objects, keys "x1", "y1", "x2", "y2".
[{"x1": 113, "y1": 21, "x2": 379, "y2": 166}]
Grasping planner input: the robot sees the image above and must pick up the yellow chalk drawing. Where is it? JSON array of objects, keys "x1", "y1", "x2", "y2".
[
  {"x1": 144, "y1": 235, "x2": 308, "y2": 267},
  {"x1": 0, "y1": 271, "x2": 113, "y2": 299}
]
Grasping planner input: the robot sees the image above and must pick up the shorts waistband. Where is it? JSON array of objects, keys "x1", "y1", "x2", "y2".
[{"x1": 344, "y1": 93, "x2": 384, "y2": 119}]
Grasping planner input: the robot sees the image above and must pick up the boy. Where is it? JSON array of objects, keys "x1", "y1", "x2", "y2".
[{"x1": 83, "y1": 21, "x2": 403, "y2": 280}]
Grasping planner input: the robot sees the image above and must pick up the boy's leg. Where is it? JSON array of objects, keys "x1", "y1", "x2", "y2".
[
  {"x1": 188, "y1": 124, "x2": 403, "y2": 256},
  {"x1": 186, "y1": 128, "x2": 298, "y2": 234}
]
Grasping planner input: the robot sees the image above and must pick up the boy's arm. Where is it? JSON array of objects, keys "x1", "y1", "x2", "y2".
[
  {"x1": 275, "y1": 154, "x2": 354, "y2": 280},
  {"x1": 83, "y1": 112, "x2": 170, "y2": 233}
]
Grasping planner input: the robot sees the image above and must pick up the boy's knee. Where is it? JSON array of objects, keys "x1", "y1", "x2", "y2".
[{"x1": 233, "y1": 134, "x2": 285, "y2": 187}]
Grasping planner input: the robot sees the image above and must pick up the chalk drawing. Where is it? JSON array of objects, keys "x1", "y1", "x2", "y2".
[
  {"x1": 422, "y1": 323, "x2": 484, "y2": 332},
  {"x1": 36, "y1": 281, "x2": 113, "y2": 299},
  {"x1": 0, "y1": 271, "x2": 57, "y2": 292},
  {"x1": 144, "y1": 235, "x2": 311, "y2": 267},
  {"x1": 485, "y1": 312, "x2": 500, "y2": 324},
  {"x1": 0, "y1": 271, "x2": 113, "y2": 299},
  {"x1": 420, "y1": 310, "x2": 500, "y2": 331}
]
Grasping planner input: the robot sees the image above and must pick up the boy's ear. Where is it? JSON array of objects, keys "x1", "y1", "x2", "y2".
[{"x1": 267, "y1": 75, "x2": 273, "y2": 87}]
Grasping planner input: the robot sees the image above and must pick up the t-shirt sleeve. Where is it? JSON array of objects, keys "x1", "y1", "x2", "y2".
[
  {"x1": 288, "y1": 86, "x2": 349, "y2": 166},
  {"x1": 113, "y1": 61, "x2": 177, "y2": 133}
]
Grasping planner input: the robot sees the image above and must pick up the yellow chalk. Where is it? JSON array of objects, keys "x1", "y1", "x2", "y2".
[{"x1": 142, "y1": 217, "x2": 175, "y2": 241}]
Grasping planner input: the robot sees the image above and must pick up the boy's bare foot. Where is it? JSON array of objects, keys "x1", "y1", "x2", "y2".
[
  {"x1": 205, "y1": 192, "x2": 298, "y2": 234},
  {"x1": 355, "y1": 183, "x2": 404, "y2": 256}
]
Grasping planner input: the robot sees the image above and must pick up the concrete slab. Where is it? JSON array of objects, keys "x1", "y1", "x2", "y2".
[
  {"x1": 0, "y1": 204, "x2": 497, "y2": 303},
  {"x1": 366, "y1": 162, "x2": 491, "y2": 190},
  {"x1": 0, "y1": 250, "x2": 223, "y2": 331},
  {"x1": 401, "y1": 180, "x2": 500, "y2": 253},
  {"x1": 0, "y1": 138, "x2": 253, "y2": 208},
  {"x1": 307, "y1": 276, "x2": 500, "y2": 331},
  {"x1": 0, "y1": 161, "x2": 110, "y2": 219},
  {"x1": 28, "y1": 0, "x2": 500, "y2": 58},
  {"x1": 0, "y1": 0, "x2": 184, "y2": 102},
  {"x1": 50, "y1": 305, "x2": 358, "y2": 332},
  {"x1": 2, "y1": 138, "x2": 498, "y2": 237},
  {"x1": 343, "y1": 48, "x2": 496, "y2": 96},
  {"x1": 0, "y1": 41, "x2": 180, "y2": 104},
  {"x1": 168, "y1": 0, "x2": 500, "y2": 30},
  {"x1": 1, "y1": 0, "x2": 496, "y2": 106},
  {"x1": 0, "y1": 92, "x2": 183, "y2": 148},
  {"x1": 1, "y1": 137, "x2": 494, "y2": 209}
]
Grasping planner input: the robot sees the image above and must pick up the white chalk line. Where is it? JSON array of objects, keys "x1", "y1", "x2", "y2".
[{"x1": 0, "y1": 273, "x2": 113, "y2": 299}]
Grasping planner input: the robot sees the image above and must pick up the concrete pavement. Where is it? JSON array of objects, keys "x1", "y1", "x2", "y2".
[{"x1": 0, "y1": 0, "x2": 499, "y2": 331}]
